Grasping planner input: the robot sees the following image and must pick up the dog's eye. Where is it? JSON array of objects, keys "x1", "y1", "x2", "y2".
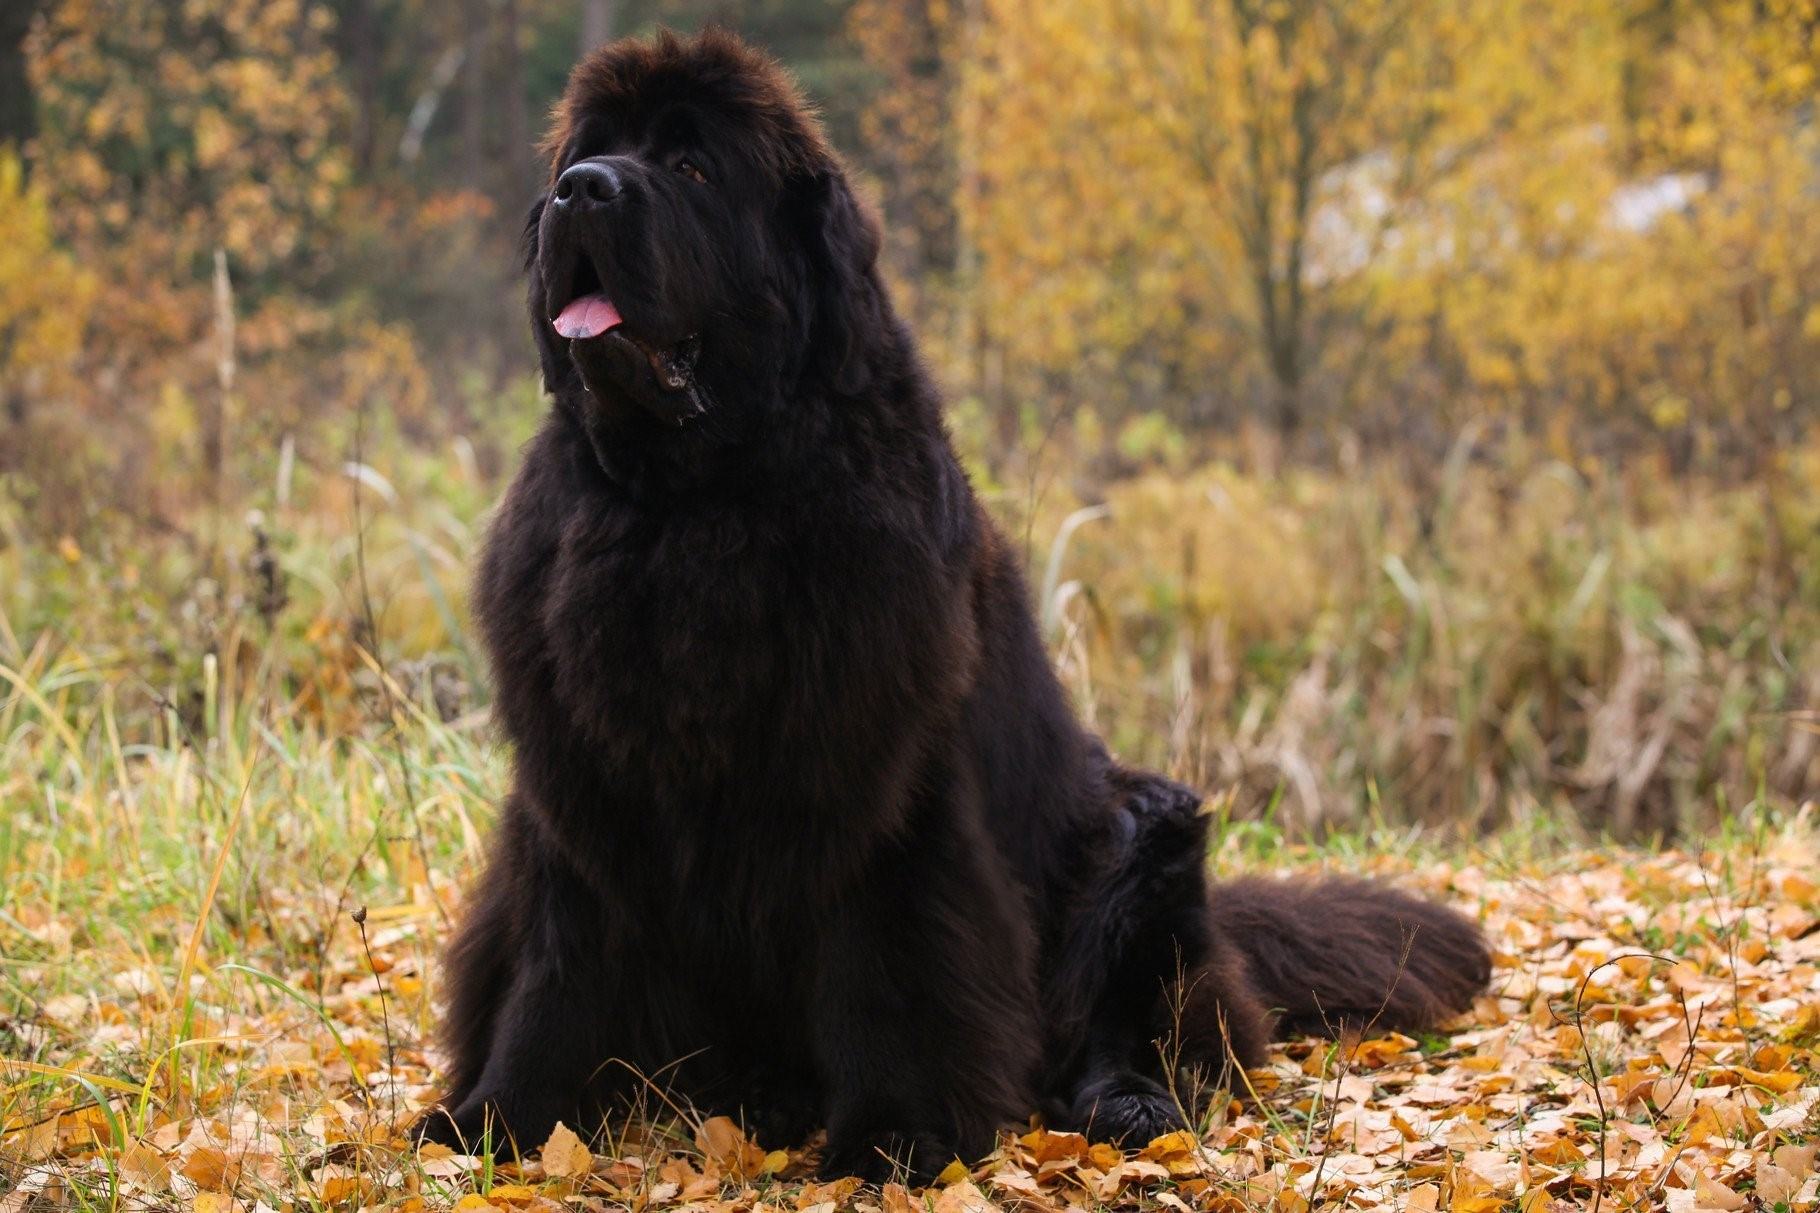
[{"x1": 675, "y1": 158, "x2": 708, "y2": 185}]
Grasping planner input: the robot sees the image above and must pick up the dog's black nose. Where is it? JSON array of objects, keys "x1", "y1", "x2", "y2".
[{"x1": 553, "y1": 161, "x2": 620, "y2": 208}]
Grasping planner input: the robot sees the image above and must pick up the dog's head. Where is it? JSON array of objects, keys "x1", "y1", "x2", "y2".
[{"x1": 528, "y1": 28, "x2": 883, "y2": 438}]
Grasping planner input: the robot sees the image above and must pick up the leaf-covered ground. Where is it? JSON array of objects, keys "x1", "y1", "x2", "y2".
[{"x1": 5, "y1": 816, "x2": 1818, "y2": 1213}]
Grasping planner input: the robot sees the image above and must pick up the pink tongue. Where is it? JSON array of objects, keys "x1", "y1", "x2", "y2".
[{"x1": 553, "y1": 293, "x2": 623, "y2": 340}]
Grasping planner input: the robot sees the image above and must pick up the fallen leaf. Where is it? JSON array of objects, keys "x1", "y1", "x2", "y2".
[
  {"x1": 932, "y1": 1180, "x2": 997, "y2": 1213},
  {"x1": 936, "y1": 1158, "x2": 972, "y2": 1185},
  {"x1": 696, "y1": 1115, "x2": 767, "y2": 1178},
  {"x1": 1693, "y1": 1174, "x2": 1746, "y2": 1211},
  {"x1": 1405, "y1": 1185, "x2": 1440, "y2": 1213},
  {"x1": 538, "y1": 1120, "x2": 591, "y2": 1178}
]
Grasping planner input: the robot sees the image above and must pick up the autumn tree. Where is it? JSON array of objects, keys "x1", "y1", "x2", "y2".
[
  {"x1": 948, "y1": 0, "x2": 1819, "y2": 466},
  {"x1": 846, "y1": 0, "x2": 957, "y2": 294},
  {"x1": 0, "y1": 1, "x2": 45, "y2": 150},
  {"x1": 960, "y1": 0, "x2": 1493, "y2": 440},
  {"x1": 0, "y1": 153, "x2": 92, "y2": 450},
  {"x1": 19, "y1": 0, "x2": 380, "y2": 525},
  {"x1": 1367, "y1": 0, "x2": 1820, "y2": 465},
  {"x1": 28, "y1": 0, "x2": 351, "y2": 296},
  {"x1": 1125, "y1": 0, "x2": 1439, "y2": 437}
]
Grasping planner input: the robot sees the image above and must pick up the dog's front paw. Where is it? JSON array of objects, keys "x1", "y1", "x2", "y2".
[
  {"x1": 412, "y1": 1092, "x2": 559, "y2": 1157},
  {"x1": 1069, "y1": 1072, "x2": 1188, "y2": 1146},
  {"x1": 745, "y1": 1088, "x2": 822, "y2": 1151},
  {"x1": 819, "y1": 1129, "x2": 958, "y2": 1185}
]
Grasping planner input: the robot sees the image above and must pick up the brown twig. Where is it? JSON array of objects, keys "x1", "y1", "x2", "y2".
[
  {"x1": 1545, "y1": 950, "x2": 1684, "y2": 1213},
  {"x1": 351, "y1": 905, "x2": 399, "y2": 1132},
  {"x1": 348, "y1": 398, "x2": 449, "y2": 929}
]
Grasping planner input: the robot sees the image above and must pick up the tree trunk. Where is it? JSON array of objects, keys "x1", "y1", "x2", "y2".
[
  {"x1": 0, "y1": 0, "x2": 43, "y2": 154},
  {"x1": 343, "y1": 0, "x2": 381, "y2": 174},
  {"x1": 500, "y1": 0, "x2": 532, "y2": 196},
  {"x1": 580, "y1": 0, "x2": 618, "y2": 57},
  {"x1": 461, "y1": 0, "x2": 489, "y2": 194}
]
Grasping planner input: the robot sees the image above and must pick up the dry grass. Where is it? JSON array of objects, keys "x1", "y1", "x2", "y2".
[
  {"x1": 1015, "y1": 440, "x2": 1820, "y2": 836},
  {"x1": 1, "y1": 644, "x2": 1815, "y2": 1209},
  {"x1": 7, "y1": 410, "x2": 1816, "y2": 840},
  {"x1": 3, "y1": 402, "x2": 1818, "y2": 1209}
]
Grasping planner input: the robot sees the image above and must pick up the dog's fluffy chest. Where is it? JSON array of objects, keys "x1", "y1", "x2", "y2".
[{"x1": 479, "y1": 443, "x2": 974, "y2": 829}]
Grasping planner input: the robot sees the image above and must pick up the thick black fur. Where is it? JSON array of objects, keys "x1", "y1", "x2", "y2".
[{"x1": 421, "y1": 28, "x2": 1491, "y2": 1181}]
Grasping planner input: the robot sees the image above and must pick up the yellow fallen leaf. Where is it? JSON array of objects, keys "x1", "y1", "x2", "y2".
[
  {"x1": 1752, "y1": 1042, "x2": 1794, "y2": 1071},
  {"x1": 935, "y1": 1158, "x2": 971, "y2": 1185},
  {"x1": 1452, "y1": 1197, "x2": 1504, "y2": 1213},
  {"x1": 1349, "y1": 1034, "x2": 1419, "y2": 1068},
  {"x1": 119, "y1": 1140, "x2": 171, "y2": 1191},
  {"x1": 1727, "y1": 1066, "x2": 1805, "y2": 1093},
  {"x1": 538, "y1": 1120, "x2": 591, "y2": 1178},
  {"x1": 1614, "y1": 955, "x2": 1655, "y2": 980},
  {"x1": 1786, "y1": 1002, "x2": 1820, "y2": 1044},
  {"x1": 1606, "y1": 1069, "x2": 1657, "y2": 1105},
  {"x1": 1023, "y1": 1128, "x2": 1089, "y2": 1163},
  {"x1": 316, "y1": 1174, "x2": 368, "y2": 1204},
  {"x1": 453, "y1": 1196, "x2": 502, "y2": 1213},
  {"x1": 1682, "y1": 1105, "x2": 1728, "y2": 1143},
  {"x1": 797, "y1": 1176, "x2": 862, "y2": 1205},
  {"x1": 931, "y1": 1179, "x2": 996, "y2": 1213},
  {"x1": 1693, "y1": 1174, "x2": 1746, "y2": 1211},
  {"x1": 1138, "y1": 1129, "x2": 1198, "y2": 1160},
  {"x1": 1756, "y1": 1161, "x2": 1800, "y2": 1205},
  {"x1": 180, "y1": 1147, "x2": 235, "y2": 1191},
  {"x1": 1774, "y1": 1142, "x2": 1818, "y2": 1176},
  {"x1": 1529, "y1": 1136, "x2": 1585, "y2": 1166},
  {"x1": 696, "y1": 1114, "x2": 767, "y2": 1177},
  {"x1": 881, "y1": 1181, "x2": 916, "y2": 1213},
  {"x1": 1087, "y1": 1141, "x2": 1122, "y2": 1170},
  {"x1": 484, "y1": 1183, "x2": 540, "y2": 1204},
  {"x1": 1517, "y1": 1189, "x2": 1552, "y2": 1213}
]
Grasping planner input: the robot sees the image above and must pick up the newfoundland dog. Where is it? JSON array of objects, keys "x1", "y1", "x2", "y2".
[{"x1": 422, "y1": 28, "x2": 1489, "y2": 1181}]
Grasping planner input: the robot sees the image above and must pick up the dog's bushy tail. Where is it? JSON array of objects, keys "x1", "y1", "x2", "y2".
[
  {"x1": 1083, "y1": 765, "x2": 1490, "y2": 1083},
  {"x1": 1206, "y1": 877, "x2": 1490, "y2": 1042}
]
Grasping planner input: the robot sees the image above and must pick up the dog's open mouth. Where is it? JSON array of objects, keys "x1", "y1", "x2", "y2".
[{"x1": 550, "y1": 257, "x2": 700, "y2": 393}]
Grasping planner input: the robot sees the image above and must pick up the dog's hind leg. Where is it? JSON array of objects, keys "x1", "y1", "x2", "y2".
[{"x1": 1054, "y1": 768, "x2": 1264, "y2": 1144}]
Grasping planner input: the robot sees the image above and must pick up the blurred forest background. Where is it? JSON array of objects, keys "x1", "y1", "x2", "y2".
[{"x1": 2, "y1": 0, "x2": 1818, "y2": 836}]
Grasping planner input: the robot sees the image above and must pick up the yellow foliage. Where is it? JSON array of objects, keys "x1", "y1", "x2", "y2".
[
  {"x1": 0, "y1": 152, "x2": 94, "y2": 390},
  {"x1": 27, "y1": 0, "x2": 351, "y2": 324},
  {"x1": 941, "y1": 0, "x2": 1820, "y2": 447}
]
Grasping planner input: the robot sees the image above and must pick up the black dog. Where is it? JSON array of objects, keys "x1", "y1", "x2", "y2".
[{"x1": 421, "y1": 28, "x2": 1489, "y2": 1181}]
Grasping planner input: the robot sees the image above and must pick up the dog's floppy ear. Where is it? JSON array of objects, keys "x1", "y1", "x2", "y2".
[
  {"x1": 522, "y1": 193, "x2": 571, "y2": 395},
  {"x1": 522, "y1": 192, "x2": 547, "y2": 272},
  {"x1": 793, "y1": 168, "x2": 884, "y2": 396}
]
